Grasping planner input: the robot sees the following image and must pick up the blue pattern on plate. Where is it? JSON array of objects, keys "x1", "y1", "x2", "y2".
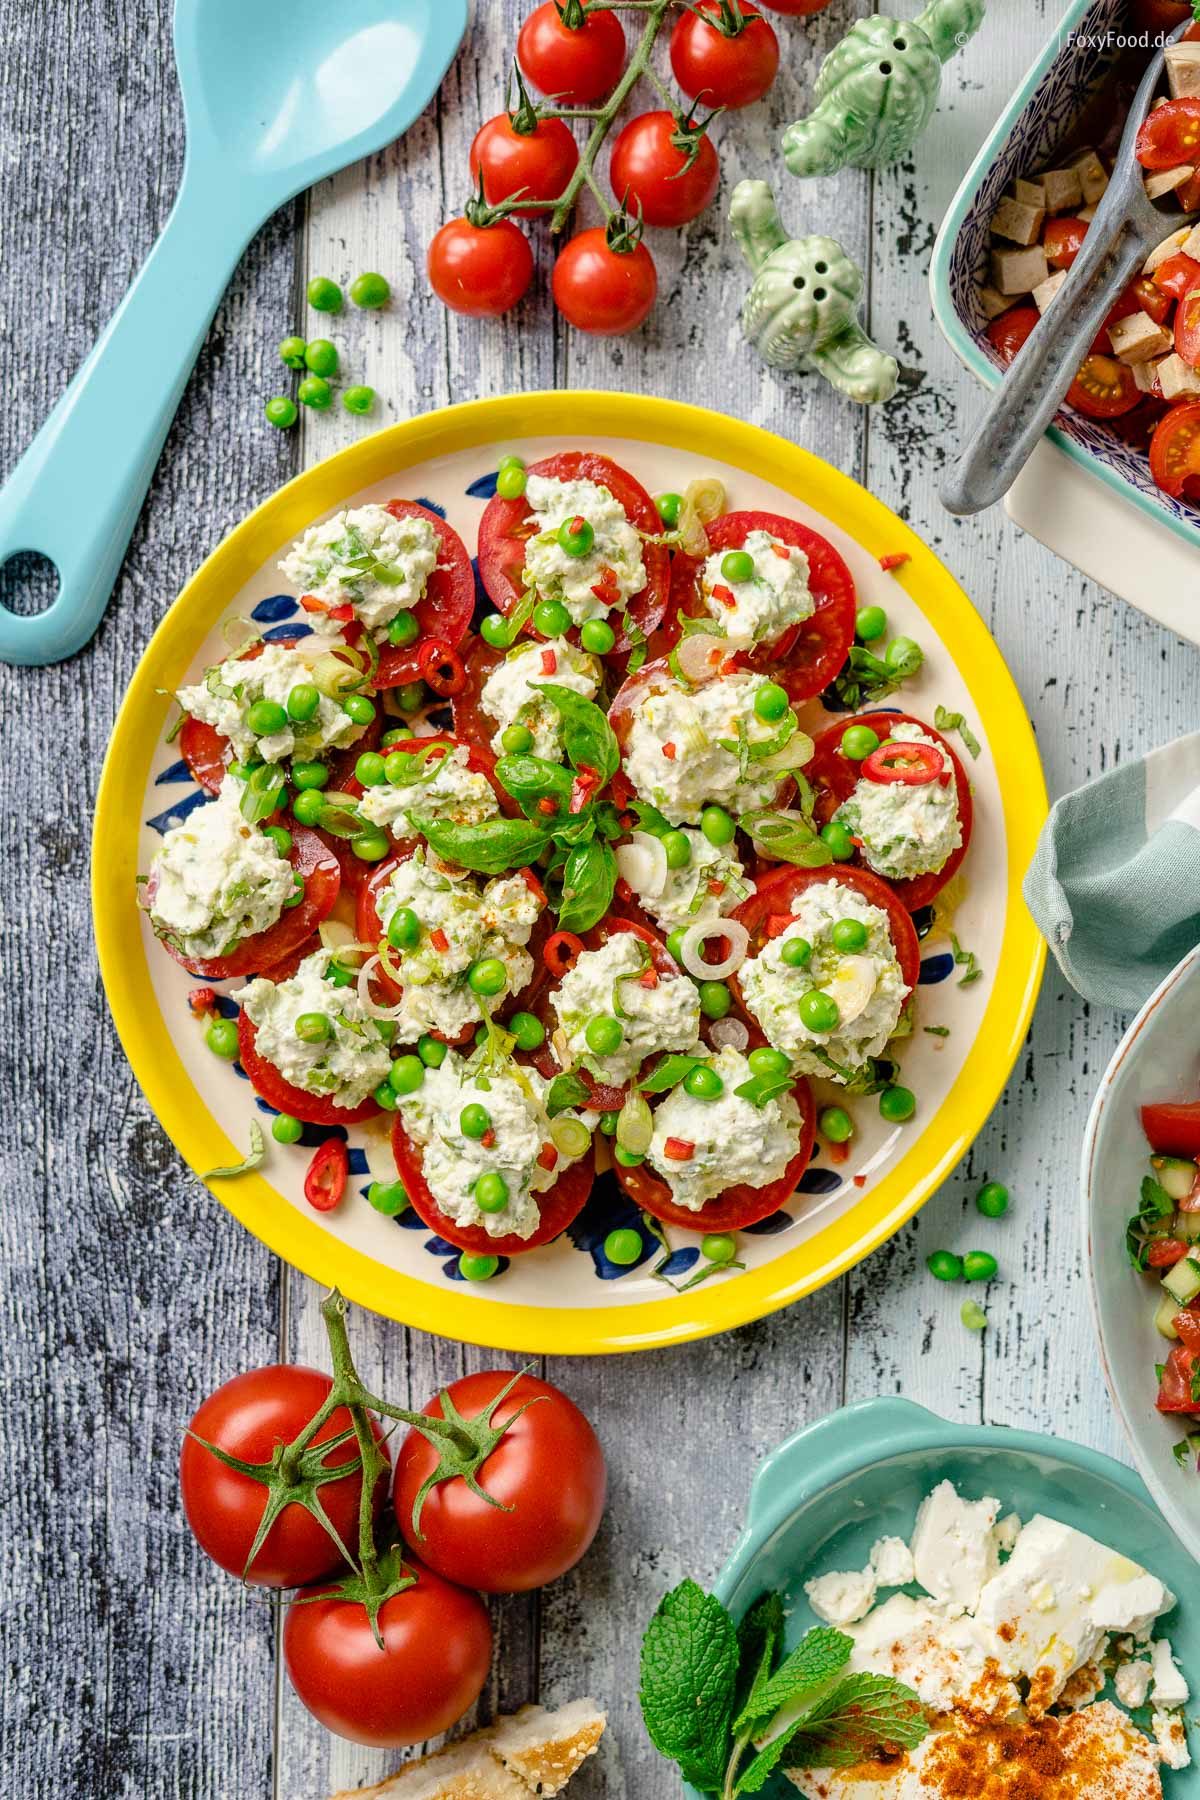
[
  {"x1": 212, "y1": 994, "x2": 239, "y2": 1020},
  {"x1": 394, "y1": 1209, "x2": 428, "y2": 1230},
  {"x1": 567, "y1": 1180, "x2": 658, "y2": 1279},
  {"x1": 347, "y1": 1148, "x2": 369, "y2": 1176},
  {"x1": 466, "y1": 472, "x2": 500, "y2": 499},
  {"x1": 415, "y1": 496, "x2": 447, "y2": 518},
  {"x1": 262, "y1": 621, "x2": 312, "y2": 643},
  {"x1": 796, "y1": 1168, "x2": 841, "y2": 1196},
  {"x1": 252, "y1": 594, "x2": 299, "y2": 624},
  {"x1": 146, "y1": 788, "x2": 210, "y2": 834},
  {"x1": 919, "y1": 952, "x2": 955, "y2": 985},
  {"x1": 659, "y1": 1247, "x2": 700, "y2": 1278},
  {"x1": 911, "y1": 904, "x2": 935, "y2": 941},
  {"x1": 745, "y1": 1209, "x2": 795, "y2": 1235},
  {"x1": 154, "y1": 758, "x2": 191, "y2": 787}
]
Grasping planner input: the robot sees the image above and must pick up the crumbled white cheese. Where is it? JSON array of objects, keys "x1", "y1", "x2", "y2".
[
  {"x1": 1151, "y1": 1637, "x2": 1189, "y2": 1709},
  {"x1": 148, "y1": 778, "x2": 295, "y2": 961},
  {"x1": 1152, "y1": 1707, "x2": 1192, "y2": 1770},
  {"x1": 1114, "y1": 1658, "x2": 1153, "y2": 1709},
  {"x1": 994, "y1": 1512, "x2": 1022, "y2": 1556},
  {"x1": 235, "y1": 949, "x2": 392, "y2": 1108},
  {"x1": 699, "y1": 529, "x2": 814, "y2": 646},
  {"x1": 869, "y1": 1535, "x2": 915, "y2": 1589},
  {"x1": 804, "y1": 1566, "x2": 878, "y2": 1628},
  {"x1": 644, "y1": 1045, "x2": 805, "y2": 1211},
  {"x1": 909, "y1": 1480, "x2": 1001, "y2": 1613},
  {"x1": 552, "y1": 932, "x2": 699, "y2": 1086},
  {"x1": 627, "y1": 827, "x2": 753, "y2": 936},
  {"x1": 359, "y1": 742, "x2": 500, "y2": 837},
  {"x1": 178, "y1": 641, "x2": 365, "y2": 763},
  {"x1": 841, "y1": 1593, "x2": 1019, "y2": 1718},
  {"x1": 622, "y1": 670, "x2": 810, "y2": 827},
  {"x1": 479, "y1": 638, "x2": 601, "y2": 761},
  {"x1": 280, "y1": 503, "x2": 439, "y2": 635},
  {"x1": 522, "y1": 475, "x2": 646, "y2": 625},
  {"x1": 833, "y1": 722, "x2": 962, "y2": 882}
]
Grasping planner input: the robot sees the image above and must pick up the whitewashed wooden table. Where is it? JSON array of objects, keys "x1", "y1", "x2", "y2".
[{"x1": 2, "y1": 2, "x2": 1197, "y2": 1794}]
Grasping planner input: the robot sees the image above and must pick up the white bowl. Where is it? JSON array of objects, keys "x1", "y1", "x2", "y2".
[{"x1": 1083, "y1": 946, "x2": 1200, "y2": 1563}]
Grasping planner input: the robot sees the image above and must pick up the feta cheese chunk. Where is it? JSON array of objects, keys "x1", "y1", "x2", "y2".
[
  {"x1": 1152, "y1": 1708, "x2": 1191, "y2": 1770},
  {"x1": 1150, "y1": 1637, "x2": 1189, "y2": 1710},
  {"x1": 804, "y1": 1567, "x2": 878, "y2": 1627},
  {"x1": 622, "y1": 670, "x2": 810, "y2": 827},
  {"x1": 833, "y1": 723, "x2": 962, "y2": 883},
  {"x1": 279, "y1": 503, "x2": 439, "y2": 636},
  {"x1": 522, "y1": 475, "x2": 646, "y2": 626},
  {"x1": 645, "y1": 1045, "x2": 806, "y2": 1211},
  {"x1": 623, "y1": 826, "x2": 753, "y2": 936},
  {"x1": 178, "y1": 641, "x2": 365, "y2": 764},
  {"x1": 1115, "y1": 1658, "x2": 1153, "y2": 1709},
  {"x1": 397, "y1": 1053, "x2": 591, "y2": 1240},
  {"x1": 235, "y1": 949, "x2": 392, "y2": 1110},
  {"x1": 869, "y1": 1535, "x2": 915, "y2": 1589},
  {"x1": 359, "y1": 742, "x2": 500, "y2": 838},
  {"x1": 148, "y1": 778, "x2": 295, "y2": 962},
  {"x1": 738, "y1": 882, "x2": 906, "y2": 1082},
  {"x1": 994, "y1": 1512, "x2": 1022, "y2": 1556},
  {"x1": 699, "y1": 529, "x2": 815, "y2": 646},
  {"x1": 552, "y1": 932, "x2": 700, "y2": 1086},
  {"x1": 841, "y1": 1593, "x2": 1019, "y2": 1718},
  {"x1": 478, "y1": 638, "x2": 602, "y2": 762},
  {"x1": 909, "y1": 1480, "x2": 1001, "y2": 1612}
]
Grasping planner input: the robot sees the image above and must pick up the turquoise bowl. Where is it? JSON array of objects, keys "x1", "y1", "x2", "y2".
[{"x1": 684, "y1": 1398, "x2": 1197, "y2": 1798}]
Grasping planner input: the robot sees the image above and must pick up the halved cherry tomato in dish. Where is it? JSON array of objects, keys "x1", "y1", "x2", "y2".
[
  {"x1": 613, "y1": 1076, "x2": 815, "y2": 1232},
  {"x1": 152, "y1": 825, "x2": 341, "y2": 980},
  {"x1": 1130, "y1": 277, "x2": 1174, "y2": 328},
  {"x1": 1149, "y1": 401, "x2": 1200, "y2": 499},
  {"x1": 1136, "y1": 96, "x2": 1200, "y2": 171},
  {"x1": 304, "y1": 1138, "x2": 349, "y2": 1212},
  {"x1": 1044, "y1": 216, "x2": 1089, "y2": 270},
  {"x1": 392, "y1": 1113, "x2": 594, "y2": 1254},
  {"x1": 731, "y1": 862, "x2": 922, "y2": 996},
  {"x1": 476, "y1": 451, "x2": 670, "y2": 658},
  {"x1": 469, "y1": 111, "x2": 579, "y2": 216},
  {"x1": 1175, "y1": 276, "x2": 1200, "y2": 369},
  {"x1": 1174, "y1": 1309, "x2": 1200, "y2": 1353},
  {"x1": 1067, "y1": 352, "x2": 1141, "y2": 420},
  {"x1": 1154, "y1": 253, "x2": 1200, "y2": 301},
  {"x1": 986, "y1": 305, "x2": 1039, "y2": 366},
  {"x1": 1142, "y1": 1099, "x2": 1200, "y2": 1158},
  {"x1": 372, "y1": 502, "x2": 475, "y2": 689},
  {"x1": 1133, "y1": 0, "x2": 1193, "y2": 29},
  {"x1": 237, "y1": 1010, "x2": 382, "y2": 1126},
  {"x1": 1156, "y1": 1343, "x2": 1200, "y2": 1416},
  {"x1": 1147, "y1": 1238, "x2": 1190, "y2": 1268},
  {"x1": 661, "y1": 510, "x2": 857, "y2": 704}
]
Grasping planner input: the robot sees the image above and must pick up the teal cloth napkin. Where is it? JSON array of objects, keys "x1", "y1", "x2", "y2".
[{"x1": 1024, "y1": 732, "x2": 1200, "y2": 1010}]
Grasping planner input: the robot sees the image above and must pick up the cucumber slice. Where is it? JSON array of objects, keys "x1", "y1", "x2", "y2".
[
  {"x1": 1151, "y1": 1155, "x2": 1200, "y2": 1202},
  {"x1": 1155, "y1": 1292, "x2": 1183, "y2": 1341},
  {"x1": 1177, "y1": 1209, "x2": 1200, "y2": 1244},
  {"x1": 1162, "y1": 1255, "x2": 1200, "y2": 1306}
]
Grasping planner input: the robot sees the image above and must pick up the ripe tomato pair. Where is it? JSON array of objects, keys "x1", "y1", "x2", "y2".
[{"x1": 428, "y1": 213, "x2": 658, "y2": 334}]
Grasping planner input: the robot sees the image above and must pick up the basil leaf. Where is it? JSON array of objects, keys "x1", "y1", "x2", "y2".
[
  {"x1": 496, "y1": 752, "x2": 576, "y2": 822},
  {"x1": 532, "y1": 682, "x2": 620, "y2": 781},
  {"x1": 640, "y1": 1054, "x2": 707, "y2": 1095},
  {"x1": 631, "y1": 799, "x2": 672, "y2": 837},
  {"x1": 546, "y1": 1071, "x2": 591, "y2": 1117},
  {"x1": 412, "y1": 813, "x2": 553, "y2": 876},
  {"x1": 933, "y1": 703, "x2": 981, "y2": 760},
  {"x1": 201, "y1": 1119, "x2": 266, "y2": 1181},
  {"x1": 556, "y1": 837, "x2": 617, "y2": 934}
]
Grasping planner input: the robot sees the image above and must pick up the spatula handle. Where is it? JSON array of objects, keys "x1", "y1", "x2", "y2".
[{"x1": 0, "y1": 169, "x2": 256, "y2": 666}]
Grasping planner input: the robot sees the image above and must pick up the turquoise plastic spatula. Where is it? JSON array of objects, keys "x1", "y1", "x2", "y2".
[{"x1": 0, "y1": 0, "x2": 466, "y2": 667}]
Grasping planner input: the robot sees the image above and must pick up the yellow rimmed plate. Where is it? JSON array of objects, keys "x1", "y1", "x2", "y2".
[{"x1": 93, "y1": 393, "x2": 1046, "y2": 1355}]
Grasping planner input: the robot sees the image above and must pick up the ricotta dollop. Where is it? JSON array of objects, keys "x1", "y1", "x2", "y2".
[
  {"x1": 522, "y1": 475, "x2": 646, "y2": 626},
  {"x1": 359, "y1": 742, "x2": 500, "y2": 837},
  {"x1": 700, "y1": 529, "x2": 814, "y2": 645},
  {"x1": 622, "y1": 671, "x2": 810, "y2": 827},
  {"x1": 279, "y1": 503, "x2": 439, "y2": 636},
  {"x1": 625, "y1": 827, "x2": 754, "y2": 936},
  {"x1": 834, "y1": 721, "x2": 962, "y2": 882},
  {"x1": 235, "y1": 949, "x2": 392, "y2": 1109},
  {"x1": 178, "y1": 641, "x2": 365, "y2": 764},
  {"x1": 479, "y1": 638, "x2": 602, "y2": 761},
  {"x1": 552, "y1": 932, "x2": 700, "y2": 1085},
  {"x1": 148, "y1": 778, "x2": 296, "y2": 962},
  {"x1": 644, "y1": 1045, "x2": 804, "y2": 1211}
]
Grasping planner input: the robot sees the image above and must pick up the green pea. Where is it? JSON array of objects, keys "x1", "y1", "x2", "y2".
[
  {"x1": 291, "y1": 789, "x2": 326, "y2": 827},
  {"x1": 533, "y1": 597, "x2": 572, "y2": 637},
  {"x1": 396, "y1": 681, "x2": 426, "y2": 715},
  {"x1": 697, "y1": 980, "x2": 731, "y2": 1020},
  {"x1": 856, "y1": 604, "x2": 887, "y2": 642},
  {"x1": 885, "y1": 635, "x2": 921, "y2": 673},
  {"x1": 297, "y1": 375, "x2": 333, "y2": 411},
  {"x1": 295, "y1": 1012, "x2": 332, "y2": 1044},
  {"x1": 781, "y1": 936, "x2": 812, "y2": 969},
  {"x1": 459, "y1": 1252, "x2": 499, "y2": 1281},
  {"x1": 417, "y1": 1033, "x2": 447, "y2": 1068},
  {"x1": 702, "y1": 1232, "x2": 737, "y2": 1265},
  {"x1": 498, "y1": 453, "x2": 525, "y2": 473},
  {"x1": 754, "y1": 681, "x2": 789, "y2": 724},
  {"x1": 468, "y1": 957, "x2": 508, "y2": 998},
  {"x1": 496, "y1": 462, "x2": 528, "y2": 500},
  {"x1": 721, "y1": 549, "x2": 756, "y2": 584},
  {"x1": 460, "y1": 1103, "x2": 491, "y2": 1140},
  {"x1": 287, "y1": 683, "x2": 320, "y2": 723},
  {"x1": 831, "y1": 918, "x2": 869, "y2": 954},
  {"x1": 264, "y1": 396, "x2": 298, "y2": 429},
  {"x1": 841, "y1": 724, "x2": 880, "y2": 761},
  {"x1": 927, "y1": 1250, "x2": 964, "y2": 1282},
  {"x1": 282, "y1": 870, "x2": 305, "y2": 909},
  {"x1": 666, "y1": 927, "x2": 687, "y2": 964},
  {"x1": 700, "y1": 805, "x2": 736, "y2": 848},
  {"x1": 386, "y1": 907, "x2": 421, "y2": 951},
  {"x1": 246, "y1": 699, "x2": 288, "y2": 737},
  {"x1": 205, "y1": 1018, "x2": 239, "y2": 1060},
  {"x1": 271, "y1": 1113, "x2": 303, "y2": 1144},
  {"x1": 585, "y1": 1014, "x2": 623, "y2": 1055},
  {"x1": 798, "y1": 989, "x2": 840, "y2": 1033},
  {"x1": 879, "y1": 1084, "x2": 916, "y2": 1124},
  {"x1": 961, "y1": 1300, "x2": 988, "y2": 1331},
  {"x1": 474, "y1": 1171, "x2": 509, "y2": 1213},
  {"x1": 819, "y1": 1106, "x2": 853, "y2": 1144},
  {"x1": 381, "y1": 727, "x2": 414, "y2": 747},
  {"x1": 963, "y1": 1249, "x2": 998, "y2": 1283},
  {"x1": 509, "y1": 1011, "x2": 545, "y2": 1052},
  {"x1": 342, "y1": 693, "x2": 376, "y2": 726},
  {"x1": 747, "y1": 1045, "x2": 790, "y2": 1079},
  {"x1": 614, "y1": 1144, "x2": 645, "y2": 1167},
  {"x1": 501, "y1": 724, "x2": 534, "y2": 754},
  {"x1": 367, "y1": 1179, "x2": 409, "y2": 1216},
  {"x1": 227, "y1": 761, "x2": 260, "y2": 782},
  {"x1": 604, "y1": 1227, "x2": 644, "y2": 1266},
  {"x1": 373, "y1": 1081, "x2": 398, "y2": 1111},
  {"x1": 976, "y1": 1181, "x2": 1009, "y2": 1219},
  {"x1": 387, "y1": 612, "x2": 420, "y2": 648},
  {"x1": 355, "y1": 751, "x2": 387, "y2": 787},
  {"x1": 684, "y1": 1064, "x2": 723, "y2": 1100},
  {"x1": 349, "y1": 271, "x2": 390, "y2": 309},
  {"x1": 351, "y1": 830, "x2": 389, "y2": 863},
  {"x1": 263, "y1": 825, "x2": 293, "y2": 858},
  {"x1": 389, "y1": 1054, "x2": 425, "y2": 1095},
  {"x1": 292, "y1": 760, "x2": 329, "y2": 791},
  {"x1": 384, "y1": 749, "x2": 415, "y2": 784},
  {"x1": 307, "y1": 276, "x2": 343, "y2": 313},
  {"x1": 304, "y1": 338, "x2": 338, "y2": 378},
  {"x1": 820, "y1": 821, "x2": 855, "y2": 861},
  {"x1": 557, "y1": 516, "x2": 594, "y2": 558},
  {"x1": 598, "y1": 1110, "x2": 619, "y2": 1137},
  {"x1": 656, "y1": 491, "x2": 682, "y2": 528},
  {"x1": 278, "y1": 335, "x2": 307, "y2": 370},
  {"x1": 580, "y1": 618, "x2": 615, "y2": 654},
  {"x1": 661, "y1": 829, "x2": 692, "y2": 870},
  {"x1": 342, "y1": 385, "x2": 376, "y2": 415},
  {"x1": 480, "y1": 613, "x2": 513, "y2": 650}
]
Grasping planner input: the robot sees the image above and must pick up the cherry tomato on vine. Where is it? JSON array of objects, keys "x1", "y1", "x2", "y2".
[
  {"x1": 669, "y1": 0, "x2": 780, "y2": 111},
  {"x1": 755, "y1": 0, "x2": 832, "y2": 10},
  {"x1": 609, "y1": 111, "x2": 720, "y2": 228},
  {"x1": 469, "y1": 111, "x2": 579, "y2": 214},
  {"x1": 179, "y1": 1365, "x2": 388, "y2": 1588},
  {"x1": 552, "y1": 227, "x2": 657, "y2": 335},
  {"x1": 427, "y1": 216, "x2": 534, "y2": 317},
  {"x1": 283, "y1": 1562, "x2": 492, "y2": 1747},
  {"x1": 517, "y1": 1, "x2": 627, "y2": 107}
]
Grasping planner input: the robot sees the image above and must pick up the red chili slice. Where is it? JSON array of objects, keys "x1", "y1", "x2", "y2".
[
  {"x1": 371, "y1": 500, "x2": 475, "y2": 690},
  {"x1": 416, "y1": 639, "x2": 466, "y2": 697},
  {"x1": 304, "y1": 1138, "x2": 349, "y2": 1212},
  {"x1": 663, "y1": 1137, "x2": 695, "y2": 1161},
  {"x1": 392, "y1": 1114, "x2": 593, "y2": 1254},
  {"x1": 154, "y1": 826, "x2": 341, "y2": 981},
  {"x1": 544, "y1": 930, "x2": 584, "y2": 975},
  {"x1": 861, "y1": 740, "x2": 942, "y2": 786}
]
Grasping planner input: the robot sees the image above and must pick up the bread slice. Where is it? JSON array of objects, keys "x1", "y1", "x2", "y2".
[{"x1": 327, "y1": 1699, "x2": 607, "y2": 1800}]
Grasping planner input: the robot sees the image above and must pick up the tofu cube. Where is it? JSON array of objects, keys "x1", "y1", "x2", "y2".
[
  {"x1": 1032, "y1": 269, "x2": 1068, "y2": 314},
  {"x1": 1077, "y1": 204, "x2": 1098, "y2": 223},
  {"x1": 1158, "y1": 353, "x2": 1200, "y2": 400},
  {"x1": 1144, "y1": 164, "x2": 1195, "y2": 200},
  {"x1": 990, "y1": 243, "x2": 1049, "y2": 296},
  {"x1": 1144, "y1": 227, "x2": 1190, "y2": 273},
  {"x1": 1107, "y1": 310, "x2": 1173, "y2": 363},
  {"x1": 978, "y1": 284, "x2": 1012, "y2": 320},
  {"x1": 990, "y1": 195, "x2": 1046, "y2": 246},
  {"x1": 1165, "y1": 41, "x2": 1200, "y2": 102},
  {"x1": 1132, "y1": 356, "x2": 1165, "y2": 394},
  {"x1": 1182, "y1": 222, "x2": 1200, "y2": 260},
  {"x1": 1040, "y1": 166, "x2": 1084, "y2": 212},
  {"x1": 1014, "y1": 176, "x2": 1046, "y2": 208},
  {"x1": 1071, "y1": 149, "x2": 1109, "y2": 206}
]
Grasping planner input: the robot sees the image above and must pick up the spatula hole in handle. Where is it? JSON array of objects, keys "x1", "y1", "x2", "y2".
[{"x1": 0, "y1": 551, "x2": 60, "y2": 618}]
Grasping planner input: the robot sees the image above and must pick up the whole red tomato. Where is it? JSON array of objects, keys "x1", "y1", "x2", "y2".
[
  {"x1": 518, "y1": 1, "x2": 627, "y2": 106},
  {"x1": 428, "y1": 216, "x2": 534, "y2": 318},
  {"x1": 609, "y1": 112, "x2": 720, "y2": 228},
  {"x1": 393, "y1": 1371, "x2": 606, "y2": 1593},
  {"x1": 670, "y1": 1, "x2": 780, "y2": 110},
  {"x1": 180, "y1": 1365, "x2": 387, "y2": 1588},
  {"x1": 552, "y1": 228, "x2": 657, "y2": 335},
  {"x1": 283, "y1": 1562, "x2": 493, "y2": 1747},
  {"x1": 469, "y1": 112, "x2": 579, "y2": 214}
]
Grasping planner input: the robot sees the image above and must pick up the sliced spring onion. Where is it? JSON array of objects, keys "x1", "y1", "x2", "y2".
[
  {"x1": 221, "y1": 616, "x2": 263, "y2": 654},
  {"x1": 740, "y1": 809, "x2": 832, "y2": 868},
  {"x1": 673, "y1": 632, "x2": 728, "y2": 685},
  {"x1": 239, "y1": 763, "x2": 287, "y2": 825},
  {"x1": 680, "y1": 918, "x2": 748, "y2": 982},
  {"x1": 355, "y1": 955, "x2": 408, "y2": 1021},
  {"x1": 312, "y1": 646, "x2": 368, "y2": 697},
  {"x1": 550, "y1": 1117, "x2": 591, "y2": 1159},
  {"x1": 709, "y1": 1017, "x2": 749, "y2": 1053},
  {"x1": 676, "y1": 477, "x2": 727, "y2": 556},
  {"x1": 615, "y1": 831, "x2": 669, "y2": 899},
  {"x1": 616, "y1": 1092, "x2": 654, "y2": 1156},
  {"x1": 315, "y1": 792, "x2": 366, "y2": 839}
]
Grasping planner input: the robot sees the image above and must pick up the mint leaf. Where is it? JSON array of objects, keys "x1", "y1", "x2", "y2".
[
  {"x1": 733, "y1": 1593, "x2": 784, "y2": 1727},
  {"x1": 775, "y1": 1672, "x2": 928, "y2": 1771},
  {"x1": 639, "y1": 1580, "x2": 739, "y2": 1793},
  {"x1": 735, "y1": 1626, "x2": 851, "y2": 1733}
]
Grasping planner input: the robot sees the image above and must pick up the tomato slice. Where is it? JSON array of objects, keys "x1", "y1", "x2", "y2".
[
  {"x1": 475, "y1": 451, "x2": 670, "y2": 657},
  {"x1": 731, "y1": 863, "x2": 922, "y2": 995},
  {"x1": 986, "y1": 305, "x2": 1039, "y2": 366},
  {"x1": 153, "y1": 825, "x2": 341, "y2": 980},
  {"x1": 1142, "y1": 1099, "x2": 1200, "y2": 1159},
  {"x1": 1066, "y1": 353, "x2": 1140, "y2": 420},
  {"x1": 660, "y1": 510, "x2": 857, "y2": 704},
  {"x1": 1149, "y1": 401, "x2": 1200, "y2": 499},
  {"x1": 180, "y1": 716, "x2": 230, "y2": 794},
  {"x1": 236, "y1": 1005, "x2": 383, "y2": 1125},
  {"x1": 392, "y1": 1113, "x2": 594, "y2": 1254},
  {"x1": 1174, "y1": 275, "x2": 1200, "y2": 369},
  {"x1": 304, "y1": 1138, "x2": 349, "y2": 1211},
  {"x1": 807, "y1": 711, "x2": 973, "y2": 911},
  {"x1": 1156, "y1": 1343, "x2": 1200, "y2": 1416},
  {"x1": 613, "y1": 1076, "x2": 816, "y2": 1232},
  {"x1": 1154, "y1": 253, "x2": 1200, "y2": 301},
  {"x1": 529, "y1": 915, "x2": 679, "y2": 1107},
  {"x1": 1136, "y1": 96, "x2": 1200, "y2": 171},
  {"x1": 370, "y1": 501, "x2": 475, "y2": 689},
  {"x1": 1044, "y1": 216, "x2": 1089, "y2": 270}
]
